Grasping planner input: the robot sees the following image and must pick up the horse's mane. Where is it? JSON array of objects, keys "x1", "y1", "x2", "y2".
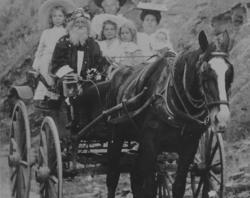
[
  {"x1": 107, "y1": 54, "x2": 173, "y2": 108},
  {"x1": 172, "y1": 43, "x2": 216, "y2": 110}
]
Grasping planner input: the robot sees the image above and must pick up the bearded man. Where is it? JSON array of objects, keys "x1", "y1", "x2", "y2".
[
  {"x1": 51, "y1": 8, "x2": 109, "y2": 132},
  {"x1": 51, "y1": 8, "x2": 108, "y2": 79}
]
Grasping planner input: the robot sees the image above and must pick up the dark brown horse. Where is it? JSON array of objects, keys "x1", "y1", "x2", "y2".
[{"x1": 105, "y1": 31, "x2": 234, "y2": 198}]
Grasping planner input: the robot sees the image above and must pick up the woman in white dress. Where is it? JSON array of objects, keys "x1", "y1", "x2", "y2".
[
  {"x1": 32, "y1": 0, "x2": 75, "y2": 100},
  {"x1": 118, "y1": 20, "x2": 143, "y2": 66},
  {"x1": 137, "y1": 8, "x2": 161, "y2": 57}
]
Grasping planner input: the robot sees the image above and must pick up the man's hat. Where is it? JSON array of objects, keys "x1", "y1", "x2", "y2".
[
  {"x1": 67, "y1": 7, "x2": 91, "y2": 22},
  {"x1": 38, "y1": 0, "x2": 76, "y2": 29}
]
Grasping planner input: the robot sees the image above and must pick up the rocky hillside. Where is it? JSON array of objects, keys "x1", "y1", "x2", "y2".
[
  {"x1": 1, "y1": 0, "x2": 250, "y2": 146},
  {"x1": 1, "y1": 0, "x2": 250, "y2": 149},
  {"x1": 1, "y1": 0, "x2": 250, "y2": 197}
]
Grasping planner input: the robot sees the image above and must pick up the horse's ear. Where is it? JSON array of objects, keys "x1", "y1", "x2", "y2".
[
  {"x1": 220, "y1": 30, "x2": 230, "y2": 52},
  {"x1": 198, "y1": 31, "x2": 209, "y2": 52}
]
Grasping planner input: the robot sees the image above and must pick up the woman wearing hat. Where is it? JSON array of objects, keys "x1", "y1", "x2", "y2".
[
  {"x1": 137, "y1": 8, "x2": 162, "y2": 57},
  {"x1": 32, "y1": 0, "x2": 76, "y2": 100}
]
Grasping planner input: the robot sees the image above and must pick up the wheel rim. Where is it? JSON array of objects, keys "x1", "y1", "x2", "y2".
[
  {"x1": 191, "y1": 130, "x2": 225, "y2": 198},
  {"x1": 9, "y1": 100, "x2": 31, "y2": 198},
  {"x1": 37, "y1": 116, "x2": 62, "y2": 198}
]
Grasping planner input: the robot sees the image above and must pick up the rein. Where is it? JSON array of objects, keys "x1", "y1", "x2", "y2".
[{"x1": 155, "y1": 51, "x2": 230, "y2": 127}]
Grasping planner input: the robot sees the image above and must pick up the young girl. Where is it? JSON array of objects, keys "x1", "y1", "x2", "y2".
[
  {"x1": 33, "y1": 1, "x2": 74, "y2": 100},
  {"x1": 98, "y1": 19, "x2": 122, "y2": 60},
  {"x1": 118, "y1": 20, "x2": 143, "y2": 66}
]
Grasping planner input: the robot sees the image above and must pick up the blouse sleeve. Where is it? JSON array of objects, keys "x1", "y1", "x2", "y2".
[{"x1": 32, "y1": 30, "x2": 47, "y2": 71}]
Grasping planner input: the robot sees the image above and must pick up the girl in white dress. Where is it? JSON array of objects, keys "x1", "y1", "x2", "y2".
[
  {"x1": 33, "y1": 4, "x2": 69, "y2": 100},
  {"x1": 98, "y1": 20, "x2": 122, "y2": 62},
  {"x1": 118, "y1": 20, "x2": 143, "y2": 66}
]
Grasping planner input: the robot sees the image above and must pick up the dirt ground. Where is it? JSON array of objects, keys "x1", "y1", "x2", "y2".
[{"x1": 1, "y1": 133, "x2": 250, "y2": 198}]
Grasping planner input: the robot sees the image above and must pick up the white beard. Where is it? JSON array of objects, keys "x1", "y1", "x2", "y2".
[{"x1": 69, "y1": 27, "x2": 88, "y2": 46}]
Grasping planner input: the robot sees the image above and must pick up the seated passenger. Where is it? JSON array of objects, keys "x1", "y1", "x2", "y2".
[
  {"x1": 51, "y1": 8, "x2": 109, "y2": 131},
  {"x1": 51, "y1": 8, "x2": 108, "y2": 80},
  {"x1": 32, "y1": 0, "x2": 75, "y2": 100},
  {"x1": 118, "y1": 20, "x2": 144, "y2": 66},
  {"x1": 98, "y1": 19, "x2": 123, "y2": 63},
  {"x1": 137, "y1": 8, "x2": 162, "y2": 57}
]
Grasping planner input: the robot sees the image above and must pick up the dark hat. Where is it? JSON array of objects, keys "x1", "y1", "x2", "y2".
[
  {"x1": 94, "y1": 0, "x2": 127, "y2": 7},
  {"x1": 67, "y1": 7, "x2": 91, "y2": 22},
  {"x1": 140, "y1": 9, "x2": 161, "y2": 24}
]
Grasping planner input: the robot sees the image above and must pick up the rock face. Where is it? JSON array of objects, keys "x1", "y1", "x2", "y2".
[
  {"x1": 1, "y1": 0, "x2": 250, "y2": 197},
  {"x1": 225, "y1": 140, "x2": 250, "y2": 198}
]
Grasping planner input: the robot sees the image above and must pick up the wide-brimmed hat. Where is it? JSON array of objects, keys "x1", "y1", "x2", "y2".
[
  {"x1": 90, "y1": 13, "x2": 127, "y2": 38},
  {"x1": 137, "y1": 2, "x2": 168, "y2": 24},
  {"x1": 94, "y1": 0, "x2": 127, "y2": 7},
  {"x1": 38, "y1": 0, "x2": 76, "y2": 29}
]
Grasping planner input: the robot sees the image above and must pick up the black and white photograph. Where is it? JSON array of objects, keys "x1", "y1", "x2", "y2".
[{"x1": 0, "y1": 0, "x2": 250, "y2": 197}]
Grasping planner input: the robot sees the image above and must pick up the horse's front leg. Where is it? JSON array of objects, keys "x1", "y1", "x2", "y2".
[
  {"x1": 131, "y1": 128, "x2": 158, "y2": 198},
  {"x1": 172, "y1": 133, "x2": 200, "y2": 198},
  {"x1": 106, "y1": 131, "x2": 124, "y2": 198}
]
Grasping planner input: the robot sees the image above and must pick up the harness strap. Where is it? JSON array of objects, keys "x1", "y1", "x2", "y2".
[
  {"x1": 122, "y1": 99, "x2": 139, "y2": 131},
  {"x1": 183, "y1": 62, "x2": 205, "y2": 109}
]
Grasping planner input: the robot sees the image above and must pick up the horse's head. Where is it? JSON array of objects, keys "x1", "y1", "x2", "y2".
[{"x1": 197, "y1": 31, "x2": 234, "y2": 132}]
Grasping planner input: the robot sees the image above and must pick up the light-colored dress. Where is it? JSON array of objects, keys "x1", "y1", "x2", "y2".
[
  {"x1": 137, "y1": 32, "x2": 154, "y2": 57},
  {"x1": 119, "y1": 42, "x2": 143, "y2": 66},
  {"x1": 32, "y1": 26, "x2": 66, "y2": 100},
  {"x1": 98, "y1": 38, "x2": 123, "y2": 63}
]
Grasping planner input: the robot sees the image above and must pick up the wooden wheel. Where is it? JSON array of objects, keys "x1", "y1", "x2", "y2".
[
  {"x1": 8, "y1": 100, "x2": 31, "y2": 198},
  {"x1": 155, "y1": 153, "x2": 178, "y2": 198},
  {"x1": 36, "y1": 116, "x2": 62, "y2": 198},
  {"x1": 191, "y1": 129, "x2": 225, "y2": 198},
  {"x1": 155, "y1": 171, "x2": 174, "y2": 198}
]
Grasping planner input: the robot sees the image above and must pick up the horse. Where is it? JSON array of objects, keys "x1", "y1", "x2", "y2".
[{"x1": 105, "y1": 30, "x2": 234, "y2": 198}]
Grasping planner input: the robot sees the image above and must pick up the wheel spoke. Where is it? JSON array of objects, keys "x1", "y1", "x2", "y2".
[
  {"x1": 194, "y1": 177, "x2": 203, "y2": 198},
  {"x1": 49, "y1": 175, "x2": 58, "y2": 184},
  {"x1": 10, "y1": 168, "x2": 17, "y2": 181},
  {"x1": 166, "y1": 172, "x2": 174, "y2": 184},
  {"x1": 39, "y1": 146, "x2": 48, "y2": 166},
  {"x1": 209, "y1": 171, "x2": 221, "y2": 185},
  {"x1": 48, "y1": 179, "x2": 58, "y2": 198},
  {"x1": 11, "y1": 173, "x2": 18, "y2": 197},
  {"x1": 205, "y1": 132, "x2": 214, "y2": 163},
  {"x1": 20, "y1": 165, "x2": 28, "y2": 189},
  {"x1": 41, "y1": 130, "x2": 48, "y2": 160},
  {"x1": 40, "y1": 183, "x2": 46, "y2": 194},
  {"x1": 208, "y1": 141, "x2": 219, "y2": 165},
  {"x1": 164, "y1": 176, "x2": 172, "y2": 197},
  {"x1": 210, "y1": 161, "x2": 221, "y2": 168},
  {"x1": 20, "y1": 160, "x2": 28, "y2": 168}
]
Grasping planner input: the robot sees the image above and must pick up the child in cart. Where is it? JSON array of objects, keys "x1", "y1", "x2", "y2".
[{"x1": 32, "y1": 0, "x2": 75, "y2": 103}]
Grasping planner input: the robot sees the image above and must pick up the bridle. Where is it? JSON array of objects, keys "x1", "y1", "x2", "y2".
[
  {"x1": 155, "y1": 51, "x2": 231, "y2": 127},
  {"x1": 199, "y1": 51, "x2": 230, "y2": 108}
]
